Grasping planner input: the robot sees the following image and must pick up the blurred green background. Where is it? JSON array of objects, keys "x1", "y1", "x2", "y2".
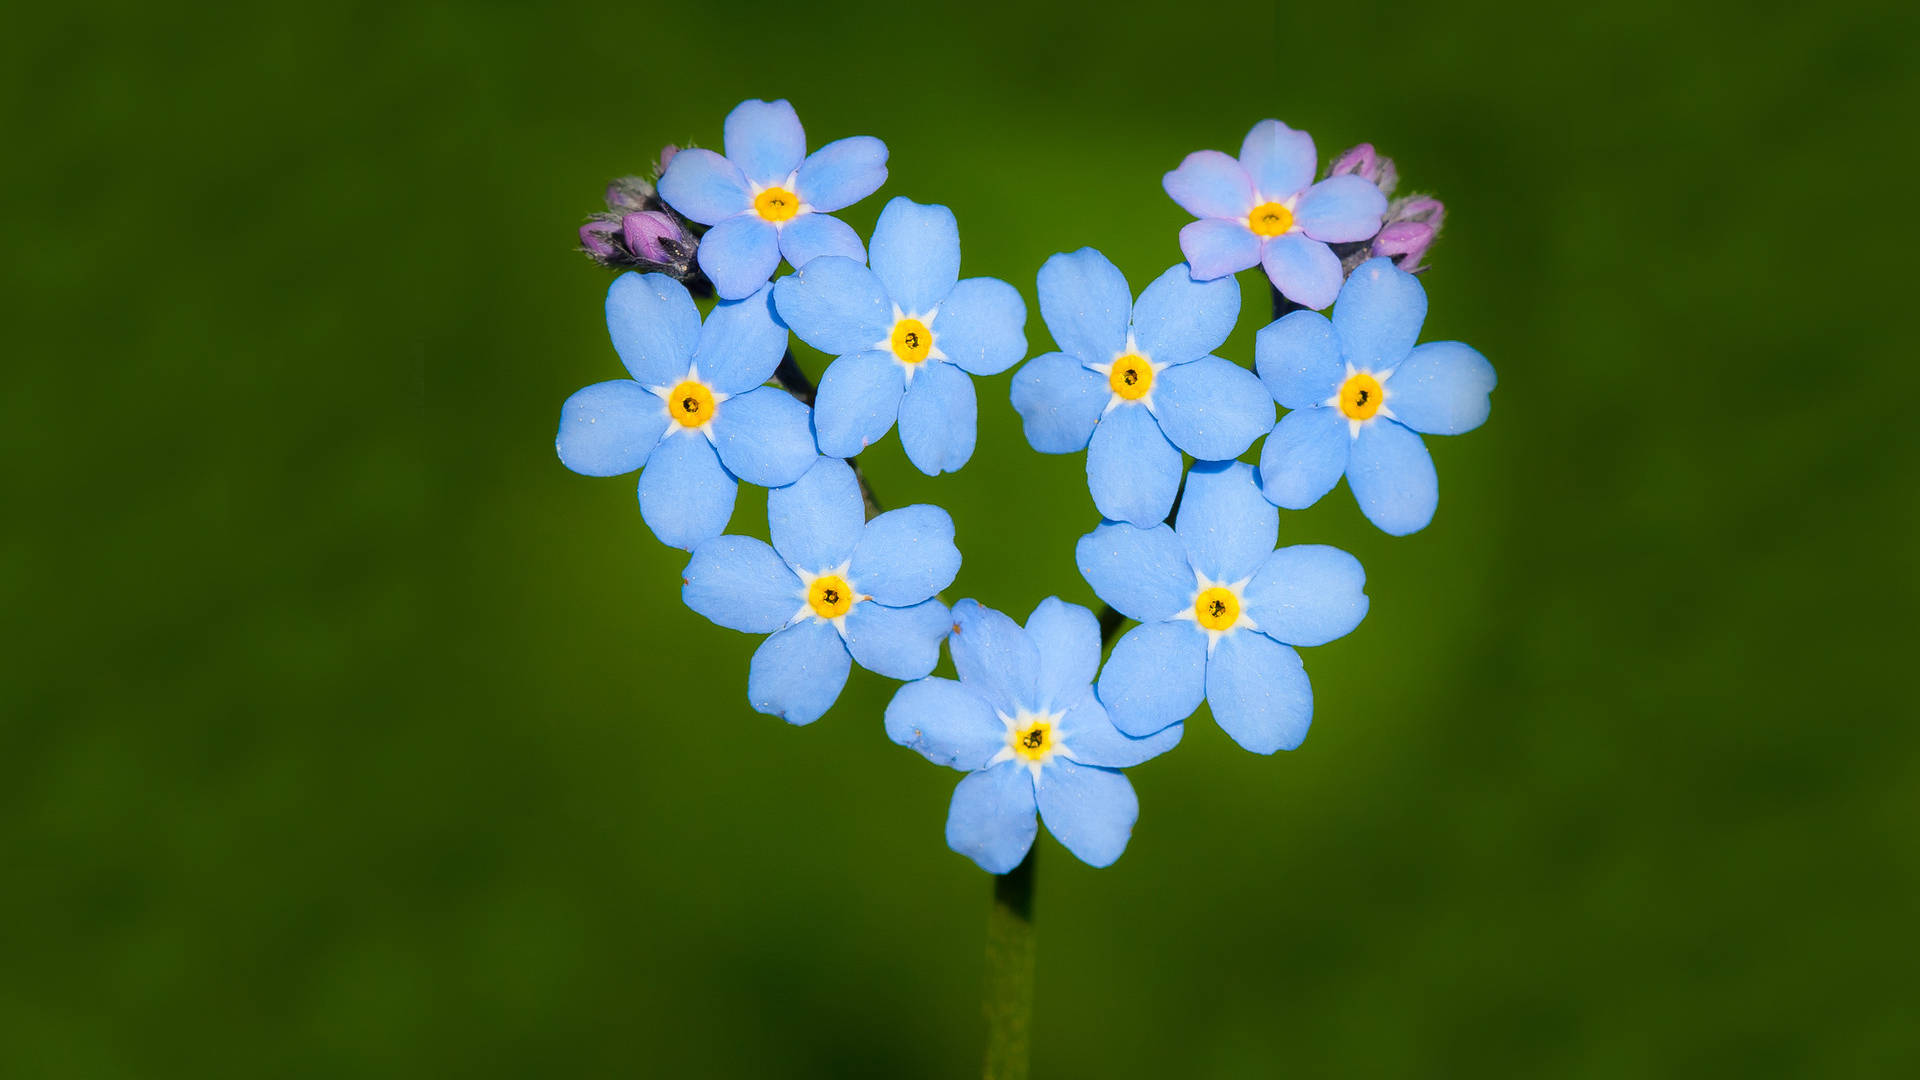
[{"x1": 7, "y1": 0, "x2": 1916, "y2": 1076}]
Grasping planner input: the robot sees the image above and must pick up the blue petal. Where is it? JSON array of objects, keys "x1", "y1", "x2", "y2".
[
  {"x1": 1035, "y1": 760, "x2": 1137, "y2": 869},
  {"x1": 1178, "y1": 219, "x2": 1262, "y2": 281},
  {"x1": 1056, "y1": 692, "x2": 1182, "y2": 769},
  {"x1": 1074, "y1": 521, "x2": 1194, "y2": 623},
  {"x1": 1254, "y1": 309, "x2": 1344, "y2": 410},
  {"x1": 1036, "y1": 248, "x2": 1130, "y2": 366},
  {"x1": 682, "y1": 535, "x2": 802, "y2": 633},
  {"x1": 1152, "y1": 357, "x2": 1273, "y2": 462},
  {"x1": 1175, "y1": 460, "x2": 1277, "y2": 583},
  {"x1": 795, "y1": 135, "x2": 888, "y2": 213},
  {"x1": 1162, "y1": 149, "x2": 1255, "y2": 219},
  {"x1": 845, "y1": 597, "x2": 950, "y2": 680},
  {"x1": 1009, "y1": 352, "x2": 1107, "y2": 453},
  {"x1": 897, "y1": 362, "x2": 976, "y2": 476},
  {"x1": 946, "y1": 763, "x2": 1038, "y2": 874},
  {"x1": 1206, "y1": 629, "x2": 1312, "y2": 753},
  {"x1": 556, "y1": 380, "x2": 665, "y2": 477},
  {"x1": 1332, "y1": 257, "x2": 1428, "y2": 370},
  {"x1": 1245, "y1": 545, "x2": 1369, "y2": 648},
  {"x1": 772, "y1": 256, "x2": 893, "y2": 356},
  {"x1": 722, "y1": 98, "x2": 806, "y2": 187},
  {"x1": 870, "y1": 197, "x2": 960, "y2": 314},
  {"x1": 1348, "y1": 419, "x2": 1438, "y2": 536},
  {"x1": 1023, "y1": 598, "x2": 1100, "y2": 712},
  {"x1": 1098, "y1": 619, "x2": 1208, "y2": 737},
  {"x1": 949, "y1": 598, "x2": 1040, "y2": 716},
  {"x1": 1261, "y1": 233, "x2": 1343, "y2": 311},
  {"x1": 1086, "y1": 405, "x2": 1182, "y2": 527},
  {"x1": 851, "y1": 504, "x2": 961, "y2": 606},
  {"x1": 1238, "y1": 119, "x2": 1316, "y2": 199},
  {"x1": 656, "y1": 148, "x2": 750, "y2": 226},
  {"x1": 1257, "y1": 407, "x2": 1350, "y2": 510},
  {"x1": 932, "y1": 278, "x2": 1027, "y2": 376},
  {"x1": 886, "y1": 677, "x2": 1003, "y2": 771},
  {"x1": 767, "y1": 456, "x2": 863, "y2": 571},
  {"x1": 1384, "y1": 341, "x2": 1497, "y2": 435},
  {"x1": 637, "y1": 434, "x2": 735, "y2": 549},
  {"x1": 696, "y1": 215, "x2": 782, "y2": 301},
  {"x1": 813, "y1": 350, "x2": 906, "y2": 458},
  {"x1": 710, "y1": 386, "x2": 815, "y2": 487},
  {"x1": 748, "y1": 618, "x2": 850, "y2": 726},
  {"x1": 691, "y1": 283, "x2": 786, "y2": 395},
  {"x1": 1294, "y1": 175, "x2": 1388, "y2": 243},
  {"x1": 605, "y1": 272, "x2": 700, "y2": 386},
  {"x1": 777, "y1": 212, "x2": 865, "y2": 270},
  {"x1": 1129, "y1": 263, "x2": 1238, "y2": 366}
]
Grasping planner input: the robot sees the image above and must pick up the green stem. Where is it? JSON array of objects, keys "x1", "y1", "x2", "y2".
[{"x1": 983, "y1": 847, "x2": 1037, "y2": 1080}]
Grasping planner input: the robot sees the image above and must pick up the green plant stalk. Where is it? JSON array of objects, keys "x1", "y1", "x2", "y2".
[{"x1": 982, "y1": 847, "x2": 1037, "y2": 1080}]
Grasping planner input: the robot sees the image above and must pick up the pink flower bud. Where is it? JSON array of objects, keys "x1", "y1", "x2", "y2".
[
  {"x1": 579, "y1": 220, "x2": 619, "y2": 259},
  {"x1": 622, "y1": 211, "x2": 684, "y2": 263},
  {"x1": 1330, "y1": 144, "x2": 1378, "y2": 180},
  {"x1": 1372, "y1": 221, "x2": 1436, "y2": 273}
]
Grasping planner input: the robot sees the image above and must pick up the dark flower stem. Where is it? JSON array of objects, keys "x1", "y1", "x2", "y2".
[{"x1": 983, "y1": 851, "x2": 1037, "y2": 1080}]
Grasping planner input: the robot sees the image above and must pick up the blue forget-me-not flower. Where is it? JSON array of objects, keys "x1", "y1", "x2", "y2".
[
  {"x1": 658, "y1": 99, "x2": 888, "y2": 300},
  {"x1": 773, "y1": 197, "x2": 1027, "y2": 476},
  {"x1": 886, "y1": 598, "x2": 1182, "y2": 873},
  {"x1": 1009, "y1": 250, "x2": 1272, "y2": 525},
  {"x1": 1077, "y1": 461, "x2": 1369, "y2": 753},
  {"x1": 681, "y1": 456, "x2": 960, "y2": 725},
  {"x1": 556, "y1": 274, "x2": 815, "y2": 549},
  {"x1": 1165, "y1": 119, "x2": 1387, "y2": 310},
  {"x1": 1256, "y1": 257, "x2": 1496, "y2": 536}
]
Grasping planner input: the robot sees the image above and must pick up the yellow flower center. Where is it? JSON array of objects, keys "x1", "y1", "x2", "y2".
[
  {"x1": 1194, "y1": 586, "x2": 1240, "y2": 631},
  {"x1": 1011, "y1": 718, "x2": 1054, "y2": 763},
  {"x1": 1248, "y1": 201, "x2": 1295, "y2": 237},
  {"x1": 890, "y1": 318, "x2": 933, "y2": 363},
  {"x1": 807, "y1": 574, "x2": 855, "y2": 619},
  {"x1": 668, "y1": 380, "x2": 715, "y2": 428},
  {"x1": 1108, "y1": 354, "x2": 1153, "y2": 400},
  {"x1": 754, "y1": 186, "x2": 800, "y2": 223},
  {"x1": 1338, "y1": 372, "x2": 1384, "y2": 421}
]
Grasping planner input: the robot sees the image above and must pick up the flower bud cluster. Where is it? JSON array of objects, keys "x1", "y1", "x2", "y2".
[
  {"x1": 1325, "y1": 143, "x2": 1444, "y2": 275},
  {"x1": 576, "y1": 147, "x2": 704, "y2": 287}
]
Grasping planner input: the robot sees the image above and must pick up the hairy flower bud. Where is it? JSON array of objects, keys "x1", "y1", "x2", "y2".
[
  {"x1": 604, "y1": 176, "x2": 653, "y2": 212},
  {"x1": 657, "y1": 144, "x2": 678, "y2": 177},
  {"x1": 579, "y1": 219, "x2": 620, "y2": 259},
  {"x1": 1373, "y1": 196, "x2": 1445, "y2": 272},
  {"x1": 622, "y1": 210, "x2": 686, "y2": 263},
  {"x1": 1328, "y1": 143, "x2": 1398, "y2": 198}
]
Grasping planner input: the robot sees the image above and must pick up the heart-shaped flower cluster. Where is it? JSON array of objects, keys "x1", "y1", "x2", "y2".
[{"x1": 556, "y1": 101, "x2": 1498, "y2": 873}]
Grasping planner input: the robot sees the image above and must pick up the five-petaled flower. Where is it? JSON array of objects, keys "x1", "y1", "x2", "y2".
[
  {"x1": 1077, "y1": 461, "x2": 1369, "y2": 753},
  {"x1": 556, "y1": 273, "x2": 815, "y2": 549},
  {"x1": 1255, "y1": 257, "x2": 1496, "y2": 536},
  {"x1": 886, "y1": 598, "x2": 1182, "y2": 873},
  {"x1": 1165, "y1": 119, "x2": 1387, "y2": 310},
  {"x1": 681, "y1": 457, "x2": 961, "y2": 725},
  {"x1": 773, "y1": 197, "x2": 1027, "y2": 476},
  {"x1": 657, "y1": 99, "x2": 889, "y2": 301},
  {"x1": 1010, "y1": 249, "x2": 1272, "y2": 525}
]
